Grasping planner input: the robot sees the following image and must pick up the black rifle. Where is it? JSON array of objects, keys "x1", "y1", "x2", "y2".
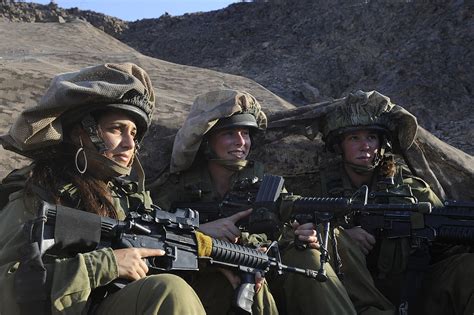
[
  {"x1": 171, "y1": 174, "x2": 285, "y2": 238},
  {"x1": 174, "y1": 174, "x2": 474, "y2": 282},
  {"x1": 290, "y1": 185, "x2": 474, "y2": 275},
  {"x1": 30, "y1": 200, "x2": 318, "y2": 314},
  {"x1": 293, "y1": 186, "x2": 474, "y2": 314}
]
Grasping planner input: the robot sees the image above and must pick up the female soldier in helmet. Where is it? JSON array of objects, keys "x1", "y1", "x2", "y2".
[
  {"x1": 0, "y1": 63, "x2": 204, "y2": 315},
  {"x1": 316, "y1": 90, "x2": 473, "y2": 314},
  {"x1": 150, "y1": 89, "x2": 357, "y2": 315}
]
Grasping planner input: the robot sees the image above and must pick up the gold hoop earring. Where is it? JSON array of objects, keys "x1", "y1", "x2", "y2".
[{"x1": 75, "y1": 137, "x2": 87, "y2": 174}]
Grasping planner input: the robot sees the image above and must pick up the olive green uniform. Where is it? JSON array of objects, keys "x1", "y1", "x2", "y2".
[
  {"x1": 270, "y1": 236, "x2": 358, "y2": 315},
  {"x1": 154, "y1": 161, "x2": 279, "y2": 315},
  {"x1": 0, "y1": 166, "x2": 205, "y2": 315},
  {"x1": 318, "y1": 159, "x2": 474, "y2": 315},
  {"x1": 154, "y1": 161, "x2": 357, "y2": 315}
]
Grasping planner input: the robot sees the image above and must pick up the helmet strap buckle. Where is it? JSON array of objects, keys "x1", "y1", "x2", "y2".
[{"x1": 81, "y1": 114, "x2": 108, "y2": 154}]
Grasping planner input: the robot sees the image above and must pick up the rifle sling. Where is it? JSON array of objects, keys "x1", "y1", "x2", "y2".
[
  {"x1": 399, "y1": 243, "x2": 430, "y2": 314},
  {"x1": 15, "y1": 221, "x2": 53, "y2": 315},
  {"x1": 55, "y1": 206, "x2": 101, "y2": 252}
]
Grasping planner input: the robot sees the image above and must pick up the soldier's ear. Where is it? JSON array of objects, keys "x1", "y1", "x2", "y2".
[
  {"x1": 333, "y1": 144, "x2": 342, "y2": 155},
  {"x1": 66, "y1": 124, "x2": 83, "y2": 145}
]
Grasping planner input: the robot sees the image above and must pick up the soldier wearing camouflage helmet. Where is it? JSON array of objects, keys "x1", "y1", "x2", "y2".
[
  {"x1": 150, "y1": 89, "x2": 357, "y2": 315},
  {"x1": 315, "y1": 90, "x2": 473, "y2": 314},
  {"x1": 321, "y1": 89, "x2": 418, "y2": 178},
  {"x1": 0, "y1": 63, "x2": 205, "y2": 315},
  {"x1": 150, "y1": 90, "x2": 277, "y2": 314}
]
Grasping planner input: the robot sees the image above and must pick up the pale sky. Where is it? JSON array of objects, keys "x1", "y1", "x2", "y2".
[{"x1": 34, "y1": 0, "x2": 239, "y2": 21}]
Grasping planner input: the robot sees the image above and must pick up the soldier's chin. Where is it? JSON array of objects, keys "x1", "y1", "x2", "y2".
[
  {"x1": 229, "y1": 153, "x2": 247, "y2": 160},
  {"x1": 354, "y1": 158, "x2": 373, "y2": 165},
  {"x1": 113, "y1": 158, "x2": 131, "y2": 167}
]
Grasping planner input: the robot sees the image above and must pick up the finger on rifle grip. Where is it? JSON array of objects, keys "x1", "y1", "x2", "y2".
[
  {"x1": 139, "y1": 248, "x2": 166, "y2": 257},
  {"x1": 229, "y1": 208, "x2": 253, "y2": 222}
]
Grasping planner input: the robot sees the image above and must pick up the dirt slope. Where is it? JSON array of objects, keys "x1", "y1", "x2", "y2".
[
  {"x1": 0, "y1": 20, "x2": 294, "y2": 178},
  {"x1": 120, "y1": 0, "x2": 474, "y2": 155}
]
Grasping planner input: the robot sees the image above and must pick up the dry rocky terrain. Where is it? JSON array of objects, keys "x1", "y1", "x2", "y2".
[
  {"x1": 120, "y1": 0, "x2": 474, "y2": 156},
  {"x1": 0, "y1": 0, "x2": 472, "y2": 199}
]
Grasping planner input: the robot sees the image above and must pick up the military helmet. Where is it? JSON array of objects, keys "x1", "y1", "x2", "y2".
[
  {"x1": 170, "y1": 89, "x2": 267, "y2": 174},
  {"x1": 209, "y1": 113, "x2": 259, "y2": 132},
  {"x1": 321, "y1": 90, "x2": 418, "y2": 153},
  {"x1": 0, "y1": 63, "x2": 155, "y2": 158}
]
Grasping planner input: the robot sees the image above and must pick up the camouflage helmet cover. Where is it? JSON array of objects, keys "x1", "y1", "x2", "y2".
[
  {"x1": 170, "y1": 89, "x2": 267, "y2": 174},
  {"x1": 0, "y1": 63, "x2": 155, "y2": 158},
  {"x1": 209, "y1": 113, "x2": 260, "y2": 132},
  {"x1": 321, "y1": 90, "x2": 418, "y2": 153}
]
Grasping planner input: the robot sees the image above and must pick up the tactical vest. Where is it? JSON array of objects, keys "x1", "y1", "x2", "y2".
[
  {"x1": 165, "y1": 160, "x2": 265, "y2": 204},
  {"x1": 157, "y1": 161, "x2": 274, "y2": 247},
  {"x1": 319, "y1": 157, "x2": 444, "y2": 309},
  {"x1": 0, "y1": 164, "x2": 153, "y2": 315}
]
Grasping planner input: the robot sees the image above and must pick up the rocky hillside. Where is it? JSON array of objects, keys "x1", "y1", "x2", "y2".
[
  {"x1": 1, "y1": 1, "x2": 472, "y2": 154},
  {"x1": 119, "y1": 0, "x2": 474, "y2": 155},
  {"x1": 0, "y1": 20, "x2": 295, "y2": 179},
  {"x1": 0, "y1": 1, "x2": 472, "y2": 199},
  {"x1": 0, "y1": 1, "x2": 127, "y2": 35}
]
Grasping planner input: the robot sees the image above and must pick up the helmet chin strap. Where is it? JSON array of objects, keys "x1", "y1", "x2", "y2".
[
  {"x1": 82, "y1": 147, "x2": 132, "y2": 179},
  {"x1": 343, "y1": 161, "x2": 377, "y2": 175},
  {"x1": 336, "y1": 129, "x2": 393, "y2": 176},
  {"x1": 77, "y1": 114, "x2": 135, "y2": 179},
  {"x1": 203, "y1": 138, "x2": 249, "y2": 172},
  {"x1": 81, "y1": 114, "x2": 108, "y2": 153},
  {"x1": 341, "y1": 145, "x2": 386, "y2": 175},
  {"x1": 208, "y1": 158, "x2": 248, "y2": 172}
]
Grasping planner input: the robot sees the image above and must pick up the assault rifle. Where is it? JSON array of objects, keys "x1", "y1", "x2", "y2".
[
  {"x1": 289, "y1": 185, "x2": 474, "y2": 280},
  {"x1": 172, "y1": 173, "x2": 474, "y2": 283},
  {"x1": 288, "y1": 185, "x2": 474, "y2": 315},
  {"x1": 171, "y1": 174, "x2": 285, "y2": 238},
  {"x1": 29, "y1": 200, "x2": 318, "y2": 314}
]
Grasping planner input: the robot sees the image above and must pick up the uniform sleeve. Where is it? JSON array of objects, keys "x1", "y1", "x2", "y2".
[
  {"x1": 0, "y1": 192, "x2": 119, "y2": 315},
  {"x1": 402, "y1": 175, "x2": 443, "y2": 207},
  {"x1": 275, "y1": 192, "x2": 302, "y2": 249},
  {"x1": 50, "y1": 248, "x2": 118, "y2": 314}
]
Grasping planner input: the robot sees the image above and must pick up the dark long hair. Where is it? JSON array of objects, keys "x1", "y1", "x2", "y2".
[
  {"x1": 379, "y1": 155, "x2": 397, "y2": 178},
  {"x1": 25, "y1": 152, "x2": 118, "y2": 219}
]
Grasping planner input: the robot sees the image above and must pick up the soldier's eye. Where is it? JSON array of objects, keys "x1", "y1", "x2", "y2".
[{"x1": 107, "y1": 126, "x2": 121, "y2": 134}]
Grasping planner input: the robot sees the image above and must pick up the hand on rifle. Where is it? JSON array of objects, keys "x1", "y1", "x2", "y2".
[
  {"x1": 199, "y1": 208, "x2": 253, "y2": 243},
  {"x1": 114, "y1": 248, "x2": 166, "y2": 281},
  {"x1": 292, "y1": 221, "x2": 320, "y2": 249},
  {"x1": 344, "y1": 226, "x2": 376, "y2": 255}
]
